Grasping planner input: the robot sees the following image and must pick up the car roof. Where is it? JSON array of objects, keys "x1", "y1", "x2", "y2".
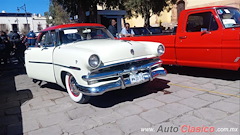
[
  {"x1": 184, "y1": 6, "x2": 237, "y2": 12},
  {"x1": 41, "y1": 23, "x2": 105, "y2": 32}
]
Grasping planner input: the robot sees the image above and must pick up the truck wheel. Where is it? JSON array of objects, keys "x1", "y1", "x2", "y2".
[{"x1": 65, "y1": 74, "x2": 89, "y2": 103}]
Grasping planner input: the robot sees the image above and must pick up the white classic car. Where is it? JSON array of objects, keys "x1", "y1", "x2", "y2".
[{"x1": 25, "y1": 23, "x2": 167, "y2": 103}]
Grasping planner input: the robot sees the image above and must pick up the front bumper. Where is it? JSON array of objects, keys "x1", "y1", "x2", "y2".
[{"x1": 78, "y1": 58, "x2": 167, "y2": 96}]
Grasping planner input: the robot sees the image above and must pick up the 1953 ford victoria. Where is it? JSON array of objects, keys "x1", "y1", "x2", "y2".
[{"x1": 25, "y1": 23, "x2": 167, "y2": 103}]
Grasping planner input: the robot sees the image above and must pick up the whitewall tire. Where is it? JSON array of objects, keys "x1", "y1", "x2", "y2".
[{"x1": 65, "y1": 74, "x2": 89, "y2": 103}]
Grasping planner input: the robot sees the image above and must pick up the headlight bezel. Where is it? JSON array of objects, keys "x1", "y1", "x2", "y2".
[
  {"x1": 157, "y1": 44, "x2": 165, "y2": 56},
  {"x1": 88, "y1": 54, "x2": 101, "y2": 69}
]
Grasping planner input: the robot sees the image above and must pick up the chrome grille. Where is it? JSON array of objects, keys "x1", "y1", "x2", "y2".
[
  {"x1": 82, "y1": 57, "x2": 162, "y2": 85},
  {"x1": 91, "y1": 58, "x2": 159, "y2": 75}
]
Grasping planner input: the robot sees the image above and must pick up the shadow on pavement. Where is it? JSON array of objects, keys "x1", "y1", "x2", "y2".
[
  {"x1": 0, "y1": 63, "x2": 33, "y2": 135},
  {"x1": 164, "y1": 65, "x2": 240, "y2": 81},
  {"x1": 89, "y1": 78, "x2": 170, "y2": 108},
  {"x1": 40, "y1": 82, "x2": 65, "y2": 92},
  {"x1": 38, "y1": 77, "x2": 170, "y2": 108}
]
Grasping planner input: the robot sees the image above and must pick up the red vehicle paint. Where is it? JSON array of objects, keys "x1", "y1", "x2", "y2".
[
  {"x1": 37, "y1": 23, "x2": 106, "y2": 41},
  {"x1": 121, "y1": 6, "x2": 240, "y2": 71},
  {"x1": 42, "y1": 23, "x2": 105, "y2": 32}
]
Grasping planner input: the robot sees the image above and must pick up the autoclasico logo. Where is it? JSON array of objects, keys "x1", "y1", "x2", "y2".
[
  {"x1": 181, "y1": 125, "x2": 215, "y2": 133},
  {"x1": 156, "y1": 125, "x2": 215, "y2": 133},
  {"x1": 141, "y1": 125, "x2": 238, "y2": 133}
]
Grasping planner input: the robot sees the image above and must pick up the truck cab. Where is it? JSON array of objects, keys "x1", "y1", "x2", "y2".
[
  {"x1": 121, "y1": 6, "x2": 240, "y2": 71},
  {"x1": 175, "y1": 6, "x2": 239, "y2": 70}
]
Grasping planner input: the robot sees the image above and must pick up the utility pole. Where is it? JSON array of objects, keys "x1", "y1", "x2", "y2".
[{"x1": 17, "y1": 4, "x2": 29, "y2": 32}]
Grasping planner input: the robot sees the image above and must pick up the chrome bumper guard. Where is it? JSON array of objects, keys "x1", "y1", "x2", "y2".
[{"x1": 78, "y1": 59, "x2": 167, "y2": 96}]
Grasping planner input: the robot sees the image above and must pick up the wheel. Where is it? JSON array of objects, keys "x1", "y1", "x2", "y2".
[{"x1": 65, "y1": 74, "x2": 89, "y2": 103}]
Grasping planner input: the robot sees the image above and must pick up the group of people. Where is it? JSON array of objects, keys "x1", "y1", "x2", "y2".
[
  {"x1": 108, "y1": 19, "x2": 135, "y2": 37},
  {"x1": 0, "y1": 30, "x2": 36, "y2": 64}
]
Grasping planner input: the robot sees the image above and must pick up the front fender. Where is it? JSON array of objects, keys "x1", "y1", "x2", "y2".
[
  {"x1": 54, "y1": 65, "x2": 89, "y2": 89},
  {"x1": 53, "y1": 46, "x2": 95, "y2": 88}
]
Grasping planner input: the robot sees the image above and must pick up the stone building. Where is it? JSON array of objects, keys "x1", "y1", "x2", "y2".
[{"x1": 0, "y1": 11, "x2": 47, "y2": 34}]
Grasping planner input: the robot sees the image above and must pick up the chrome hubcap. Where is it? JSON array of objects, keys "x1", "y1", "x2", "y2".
[{"x1": 69, "y1": 75, "x2": 80, "y2": 96}]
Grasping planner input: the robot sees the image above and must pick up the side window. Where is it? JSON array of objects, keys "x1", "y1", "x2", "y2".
[
  {"x1": 186, "y1": 12, "x2": 218, "y2": 32},
  {"x1": 149, "y1": 27, "x2": 162, "y2": 35},
  {"x1": 39, "y1": 31, "x2": 56, "y2": 46}
]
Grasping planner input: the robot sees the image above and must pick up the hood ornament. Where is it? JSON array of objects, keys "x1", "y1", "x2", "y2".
[{"x1": 130, "y1": 49, "x2": 134, "y2": 55}]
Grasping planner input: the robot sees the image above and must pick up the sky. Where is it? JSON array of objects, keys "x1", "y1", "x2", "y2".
[{"x1": 0, "y1": 0, "x2": 50, "y2": 15}]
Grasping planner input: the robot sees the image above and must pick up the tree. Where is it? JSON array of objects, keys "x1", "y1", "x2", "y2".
[
  {"x1": 53, "y1": 0, "x2": 124, "y2": 23},
  {"x1": 123, "y1": 0, "x2": 177, "y2": 27},
  {"x1": 53, "y1": 0, "x2": 97, "y2": 23},
  {"x1": 50, "y1": 0, "x2": 175, "y2": 27},
  {"x1": 99, "y1": 0, "x2": 125, "y2": 9},
  {"x1": 45, "y1": 1, "x2": 70, "y2": 25}
]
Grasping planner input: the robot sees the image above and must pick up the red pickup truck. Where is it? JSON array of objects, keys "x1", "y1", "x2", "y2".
[{"x1": 121, "y1": 6, "x2": 240, "y2": 71}]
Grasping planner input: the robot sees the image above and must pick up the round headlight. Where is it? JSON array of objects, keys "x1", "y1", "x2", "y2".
[
  {"x1": 157, "y1": 45, "x2": 165, "y2": 56},
  {"x1": 88, "y1": 54, "x2": 100, "y2": 68}
]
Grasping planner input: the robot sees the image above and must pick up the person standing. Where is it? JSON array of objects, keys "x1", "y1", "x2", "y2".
[
  {"x1": 8, "y1": 31, "x2": 14, "y2": 41},
  {"x1": 0, "y1": 31, "x2": 10, "y2": 44},
  {"x1": 120, "y1": 23, "x2": 135, "y2": 37},
  {"x1": 11, "y1": 31, "x2": 25, "y2": 64},
  {"x1": 0, "y1": 31, "x2": 11, "y2": 64},
  {"x1": 11, "y1": 31, "x2": 21, "y2": 49},
  {"x1": 26, "y1": 30, "x2": 36, "y2": 46},
  {"x1": 8, "y1": 31, "x2": 14, "y2": 52},
  {"x1": 108, "y1": 19, "x2": 117, "y2": 37}
]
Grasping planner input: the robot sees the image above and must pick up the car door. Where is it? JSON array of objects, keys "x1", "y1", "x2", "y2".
[
  {"x1": 175, "y1": 10, "x2": 222, "y2": 69},
  {"x1": 25, "y1": 30, "x2": 57, "y2": 83}
]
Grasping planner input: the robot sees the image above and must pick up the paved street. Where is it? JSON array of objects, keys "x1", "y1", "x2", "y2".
[{"x1": 0, "y1": 63, "x2": 239, "y2": 135}]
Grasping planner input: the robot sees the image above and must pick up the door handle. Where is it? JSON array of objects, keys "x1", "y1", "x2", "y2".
[
  {"x1": 179, "y1": 36, "x2": 187, "y2": 39},
  {"x1": 201, "y1": 31, "x2": 211, "y2": 36}
]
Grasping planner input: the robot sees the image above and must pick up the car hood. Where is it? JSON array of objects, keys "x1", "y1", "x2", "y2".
[{"x1": 69, "y1": 39, "x2": 156, "y2": 64}]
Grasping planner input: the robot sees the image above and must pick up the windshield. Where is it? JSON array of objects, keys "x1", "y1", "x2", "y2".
[
  {"x1": 59, "y1": 27, "x2": 114, "y2": 44},
  {"x1": 216, "y1": 7, "x2": 240, "y2": 28}
]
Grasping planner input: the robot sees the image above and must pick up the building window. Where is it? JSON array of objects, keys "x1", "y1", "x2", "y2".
[
  {"x1": 23, "y1": 24, "x2": 30, "y2": 31},
  {"x1": 0, "y1": 24, "x2": 8, "y2": 32},
  {"x1": 37, "y1": 24, "x2": 43, "y2": 31},
  {"x1": 12, "y1": 24, "x2": 19, "y2": 32}
]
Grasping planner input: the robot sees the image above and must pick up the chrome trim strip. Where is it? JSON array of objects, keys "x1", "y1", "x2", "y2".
[
  {"x1": 234, "y1": 57, "x2": 240, "y2": 63},
  {"x1": 29, "y1": 61, "x2": 53, "y2": 65},
  {"x1": 28, "y1": 61, "x2": 81, "y2": 70}
]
